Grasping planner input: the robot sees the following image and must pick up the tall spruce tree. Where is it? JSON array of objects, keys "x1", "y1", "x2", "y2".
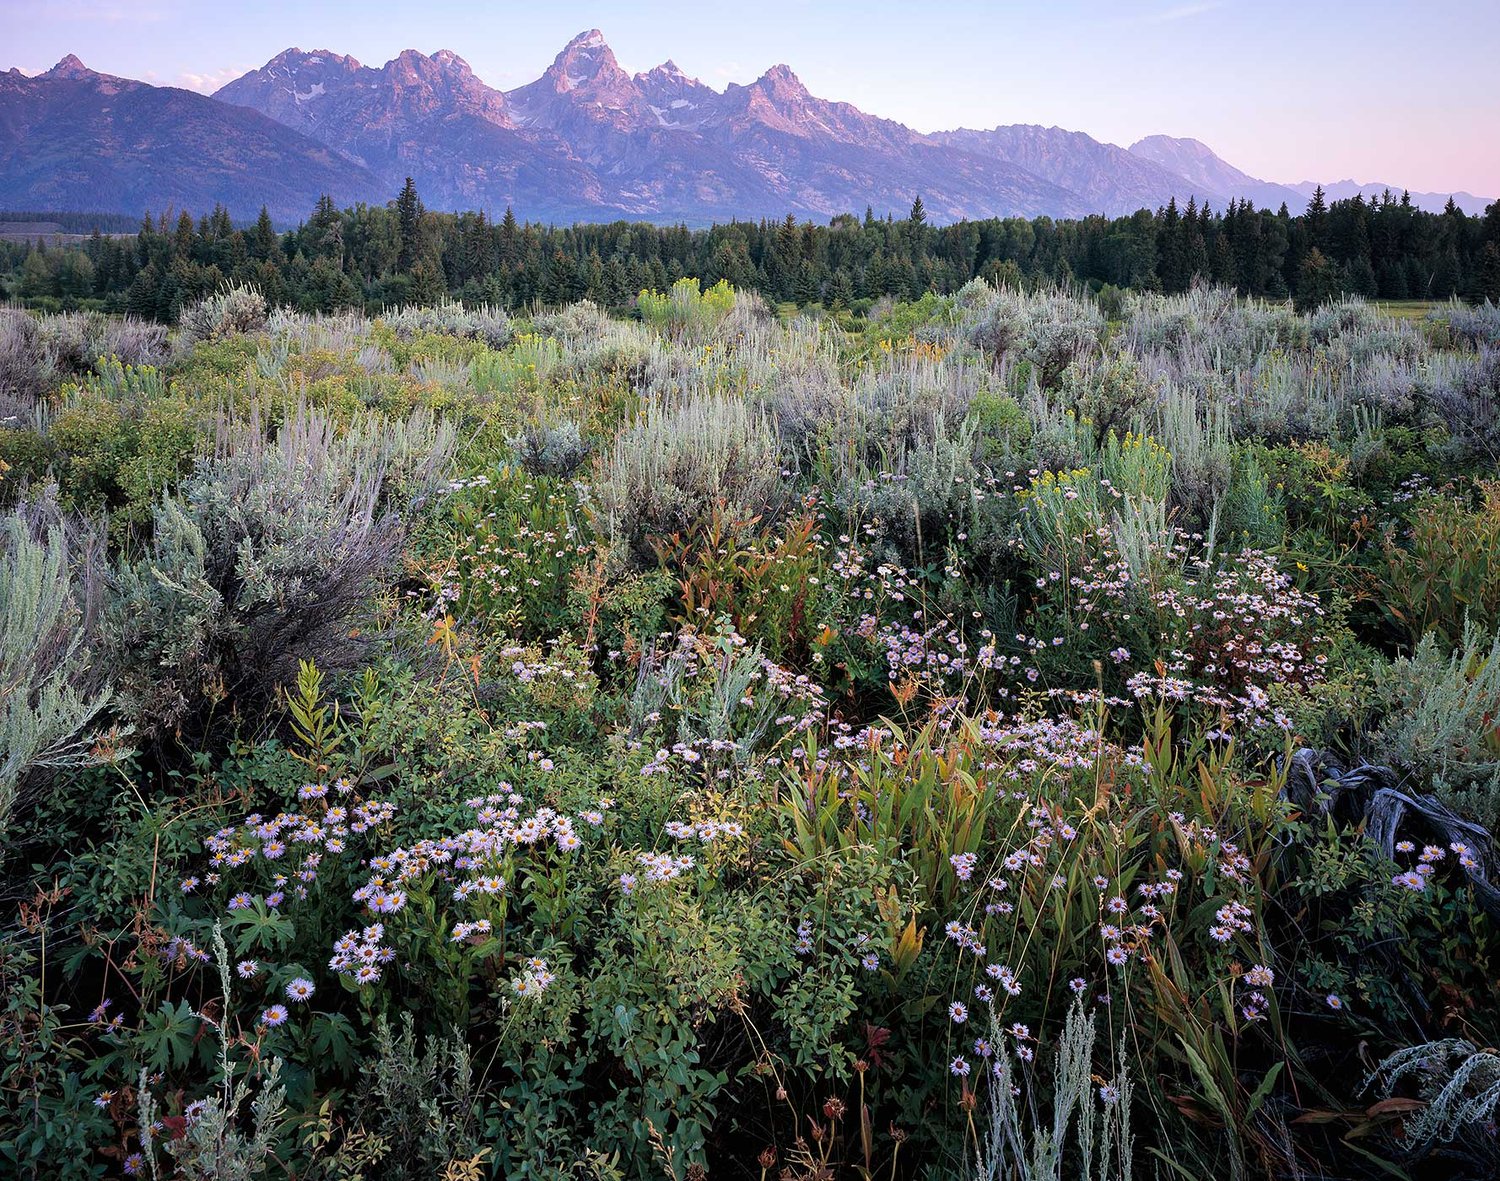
[{"x1": 395, "y1": 177, "x2": 423, "y2": 274}]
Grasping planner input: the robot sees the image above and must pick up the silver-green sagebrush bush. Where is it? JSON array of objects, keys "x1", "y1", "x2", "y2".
[
  {"x1": 104, "y1": 404, "x2": 451, "y2": 735},
  {"x1": 384, "y1": 298, "x2": 513, "y2": 350},
  {"x1": 177, "y1": 284, "x2": 270, "y2": 349},
  {"x1": 0, "y1": 496, "x2": 121, "y2": 840},
  {"x1": 1366, "y1": 1039, "x2": 1500, "y2": 1167},
  {"x1": 1373, "y1": 620, "x2": 1500, "y2": 828},
  {"x1": 593, "y1": 394, "x2": 785, "y2": 557}
]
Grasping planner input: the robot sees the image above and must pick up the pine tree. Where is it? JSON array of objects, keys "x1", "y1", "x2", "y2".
[
  {"x1": 909, "y1": 194, "x2": 926, "y2": 227},
  {"x1": 1477, "y1": 242, "x2": 1500, "y2": 303},
  {"x1": 499, "y1": 207, "x2": 520, "y2": 269},
  {"x1": 395, "y1": 177, "x2": 423, "y2": 273},
  {"x1": 1295, "y1": 247, "x2": 1338, "y2": 312},
  {"x1": 251, "y1": 206, "x2": 282, "y2": 263},
  {"x1": 1158, "y1": 197, "x2": 1187, "y2": 292},
  {"x1": 1305, "y1": 185, "x2": 1328, "y2": 250}
]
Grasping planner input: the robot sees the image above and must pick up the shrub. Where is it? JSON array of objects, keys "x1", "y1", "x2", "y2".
[
  {"x1": 1433, "y1": 299, "x2": 1500, "y2": 349},
  {"x1": 0, "y1": 496, "x2": 119, "y2": 842},
  {"x1": 963, "y1": 286, "x2": 1105, "y2": 386},
  {"x1": 1372, "y1": 621, "x2": 1500, "y2": 828},
  {"x1": 470, "y1": 333, "x2": 562, "y2": 397},
  {"x1": 1, "y1": 310, "x2": 169, "y2": 417},
  {"x1": 637, "y1": 277, "x2": 736, "y2": 341},
  {"x1": 1056, "y1": 354, "x2": 1157, "y2": 445},
  {"x1": 101, "y1": 406, "x2": 449, "y2": 737},
  {"x1": 40, "y1": 361, "x2": 200, "y2": 524},
  {"x1": 850, "y1": 353, "x2": 978, "y2": 456},
  {"x1": 41, "y1": 310, "x2": 169, "y2": 372},
  {"x1": 1422, "y1": 348, "x2": 1500, "y2": 466},
  {"x1": 0, "y1": 309, "x2": 53, "y2": 413},
  {"x1": 384, "y1": 299, "x2": 513, "y2": 349},
  {"x1": 1365, "y1": 1039, "x2": 1500, "y2": 1166},
  {"x1": 1157, "y1": 382, "x2": 1232, "y2": 527},
  {"x1": 593, "y1": 395, "x2": 784, "y2": 558},
  {"x1": 506, "y1": 417, "x2": 589, "y2": 478},
  {"x1": 178, "y1": 283, "x2": 270, "y2": 346},
  {"x1": 1367, "y1": 483, "x2": 1500, "y2": 647}
]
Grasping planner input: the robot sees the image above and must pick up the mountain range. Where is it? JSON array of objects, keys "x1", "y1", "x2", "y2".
[{"x1": 1, "y1": 31, "x2": 1492, "y2": 226}]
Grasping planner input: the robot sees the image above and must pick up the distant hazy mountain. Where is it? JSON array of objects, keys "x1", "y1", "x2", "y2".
[
  {"x1": 1127, "y1": 136, "x2": 1304, "y2": 211},
  {"x1": 932, "y1": 125, "x2": 1230, "y2": 215},
  {"x1": 1130, "y1": 135, "x2": 1492, "y2": 216},
  {"x1": 1283, "y1": 178, "x2": 1493, "y2": 216},
  {"x1": 3, "y1": 34, "x2": 1492, "y2": 225},
  {"x1": 0, "y1": 56, "x2": 380, "y2": 221}
]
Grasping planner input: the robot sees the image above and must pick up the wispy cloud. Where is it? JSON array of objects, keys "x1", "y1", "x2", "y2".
[{"x1": 175, "y1": 65, "x2": 247, "y2": 93}]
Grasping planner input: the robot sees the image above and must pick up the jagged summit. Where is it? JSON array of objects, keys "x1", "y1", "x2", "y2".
[
  {"x1": 6, "y1": 31, "x2": 1490, "y2": 223},
  {"x1": 45, "y1": 54, "x2": 94, "y2": 79}
]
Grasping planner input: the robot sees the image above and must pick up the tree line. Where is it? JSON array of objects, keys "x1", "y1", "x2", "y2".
[{"x1": 4, "y1": 179, "x2": 1498, "y2": 320}]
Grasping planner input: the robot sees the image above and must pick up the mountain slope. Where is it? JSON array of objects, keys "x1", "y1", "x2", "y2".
[
  {"x1": 214, "y1": 47, "x2": 610, "y2": 220},
  {"x1": 211, "y1": 31, "x2": 1093, "y2": 222},
  {"x1": 5, "y1": 35, "x2": 1491, "y2": 225},
  {"x1": 1128, "y1": 136, "x2": 1304, "y2": 210},
  {"x1": 935, "y1": 125, "x2": 1229, "y2": 215},
  {"x1": 0, "y1": 57, "x2": 381, "y2": 221}
]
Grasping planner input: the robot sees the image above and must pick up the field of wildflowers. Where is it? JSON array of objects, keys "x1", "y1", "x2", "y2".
[{"x1": 3, "y1": 281, "x2": 1500, "y2": 1178}]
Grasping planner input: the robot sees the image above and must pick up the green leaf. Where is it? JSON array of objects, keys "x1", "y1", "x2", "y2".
[{"x1": 1245, "y1": 1060, "x2": 1283, "y2": 1120}]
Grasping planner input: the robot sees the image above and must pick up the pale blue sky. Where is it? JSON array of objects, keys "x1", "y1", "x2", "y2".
[{"x1": 5, "y1": 0, "x2": 1498, "y2": 195}]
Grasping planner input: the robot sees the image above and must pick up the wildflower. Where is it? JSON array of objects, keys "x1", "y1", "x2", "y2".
[
  {"x1": 1106, "y1": 946, "x2": 1129, "y2": 966},
  {"x1": 227, "y1": 892, "x2": 253, "y2": 910},
  {"x1": 949, "y1": 1002, "x2": 968, "y2": 1023},
  {"x1": 618, "y1": 873, "x2": 637, "y2": 895},
  {"x1": 369, "y1": 889, "x2": 408, "y2": 913},
  {"x1": 861, "y1": 952, "x2": 880, "y2": 971},
  {"x1": 1099, "y1": 1084, "x2": 1119, "y2": 1105},
  {"x1": 1245, "y1": 964, "x2": 1275, "y2": 988},
  {"x1": 124, "y1": 1153, "x2": 144, "y2": 1175},
  {"x1": 236, "y1": 960, "x2": 258, "y2": 979},
  {"x1": 93, "y1": 1090, "x2": 115, "y2": 1109},
  {"x1": 262, "y1": 1004, "x2": 289, "y2": 1027},
  {"x1": 1326, "y1": 994, "x2": 1344, "y2": 1010},
  {"x1": 950, "y1": 1056, "x2": 970, "y2": 1077},
  {"x1": 285, "y1": 977, "x2": 315, "y2": 1003},
  {"x1": 180, "y1": 876, "x2": 200, "y2": 893}
]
